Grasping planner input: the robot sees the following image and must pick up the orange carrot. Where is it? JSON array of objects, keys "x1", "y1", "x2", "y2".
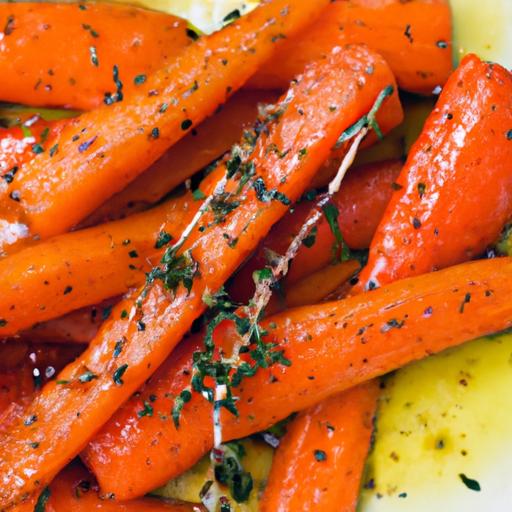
[
  {"x1": 357, "y1": 55, "x2": 512, "y2": 292},
  {"x1": 85, "y1": 256, "x2": 512, "y2": 498},
  {"x1": 0, "y1": 3, "x2": 190, "y2": 110},
  {"x1": 0, "y1": 44, "x2": 397, "y2": 507},
  {"x1": 230, "y1": 159, "x2": 402, "y2": 303},
  {"x1": 260, "y1": 382, "x2": 379, "y2": 511},
  {"x1": 0, "y1": 0, "x2": 331, "y2": 254},
  {"x1": 0, "y1": 119, "x2": 67, "y2": 176},
  {"x1": 250, "y1": 0, "x2": 453, "y2": 94}
]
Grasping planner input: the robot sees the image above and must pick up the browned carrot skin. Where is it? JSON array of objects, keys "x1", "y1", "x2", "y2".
[
  {"x1": 230, "y1": 159, "x2": 402, "y2": 303},
  {"x1": 356, "y1": 54, "x2": 512, "y2": 292},
  {"x1": 82, "y1": 89, "x2": 279, "y2": 226},
  {"x1": 0, "y1": 0, "x2": 331, "y2": 254},
  {"x1": 85, "y1": 257, "x2": 512, "y2": 497},
  {"x1": 0, "y1": 43, "x2": 396, "y2": 507},
  {"x1": 260, "y1": 383, "x2": 379, "y2": 511},
  {"x1": 250, "y1": 0, "x2": 453, "y2": 94},
  {"x1": 0, "y1": 3, "x2": 190, "y2": 110}
]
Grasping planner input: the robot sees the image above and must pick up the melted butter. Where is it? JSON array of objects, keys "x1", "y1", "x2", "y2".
[{"x1": 359, "y1": 333, "x2": 512, "y2": 511}]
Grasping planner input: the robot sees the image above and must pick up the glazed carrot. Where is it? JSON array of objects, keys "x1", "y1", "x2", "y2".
[
  {"x1": 85, "y1": 256, "x2": 512, "y2": 497},
  {"x1": 0, "y1": 119, "x2": 68, "y2": 175},
  {"x1": 0, "y1": 193, "x2": 197, "y2": 337},
  {"x1": 357, "y1": 55, "x2": 512, "y2": 292},
  {"x1": 230, "y1": 159, "x2": 402, "y2": 303},
  {"x1": 260, "y1": 382, "x2": 379, "y2": 511},
  {"x1": 0, "y1": 3, "x2": 190, "y2": 110},
  {"x1": 83, "y1": 90, "x2": 279, "y2": 226},
  {"x1": 250, "y1": 0, "x2": 452, "y2": 94},
  {"x1": 0, "y1": 44, "x2": 398, "y2": 508},
  {"x1": 0, "y1": 0, "x2": 331, "y2": 254}
]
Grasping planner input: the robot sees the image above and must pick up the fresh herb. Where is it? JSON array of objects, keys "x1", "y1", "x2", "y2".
[
  {"x1": 459, "y1": 473, "x2": 481, "y2": 492},
  {"x1": 2, "y1": 166, "x2": 18, "y2": 184},
  {"x1": 210, "y1": 192, "x2": 241, "y2": 224},
  {"x1": 192, "y1": 189, "x2": 206, "y2": 201},
  {"x1": 172, "y1": 389, "x2": 192, "y2": 427},
  {"x1": 150, "y1": 127, "x2": 160, "y2": 139},
  {"x1": 155, "y1": 231, "x2": 172, "y2": 249},
  {"x1": 113, "y1": 338, "x2": 125, "y2": 358},
  {"x1": 314, "y1": 449, "x2": 327, "y2": 461},
  {"x1": 102, "y1": 305, "x2": 113, "y2": 321},
  {"x1": 322, "y1": 202, "x2": 350, "y2": 263},
  {"x1": 104, "y1": 65, "x2": 123, "y2": 105},
  {"x1": 79, "y1": 370, "x2": 98, "y2": 383},
  {"x1": 24, "y1": 414, "x2": 37, "y2": 426},
  {"x1": 49, "y1": 144, "x2": 59, "y2": 157},
  {"x1": 302, "y1": 226, "x2": 317, "y2": 248},
  {"x1": 128, "y1": 250, "x2": 138, "y2": 259},
  {"x1": 32, "y1": 143, "x2": 44, "y2": 155},
  {"x1": 252, "y1": 177, "x2": 291, "y2": 205},
  {"x1": 137, "y1": 401, "x2": 154, "y2": 418},
  {"x1": 78, "y1": 136, "x2": 97, "y2": 153},
  {"x1": 134, "y1": 74, "x2": 147, "y2": 85},
  {"x1": 186, "y1": 26, "x2": 200, "y2": 41},
  {"x1": 417, "y1": 182, "x2": 426, "y2": 197},
  {"x1": 223, "y1": 9, "x2": 241, "y2": 26},
  {"x1": 507, "y1": 129, "x2": 512, "y2": 140},
  {"x1": 34, "y1": 487, "x2": 51, "y2": 512},
  {"x1": 436, "y1": 40, "x2": 448, "y2": 49},
  {"x1": 459, "y1": 292, "x2": 471, "y2": 313},
  {"x1": 82, "y1": 23, "x2": 99, "y2": 38},
  {"x1": 89, "y1": 46, "x2": 99, "y2": 67},
  {"x1": 181, "y1": 119, "x2": 193, "y2": 131},
  {"x1": 214, "y1": 442, "x2": 253, "y2": 503},
  {"x1": 113, "y1": 364, "x2": 128, "y2": 385}
]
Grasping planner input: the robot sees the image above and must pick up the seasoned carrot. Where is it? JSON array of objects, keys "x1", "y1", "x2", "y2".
[
  {"x1": 0, "y1": 193, "x2": 196, "y2": 337},
  {"x1": 230, "y1": 159, "x2": 402, "y2": 303},
  {"x1": 10, "y1": 463, "x2": 196, "y2": 512},
  {"x1": 0, "y1": 0, "x2": 331, "y2": 253},
  {"x1": 85, "y1": 256, "x2": 512, "y2": 497},
  {"x1": 0, "y1": 119, "x2": 67, "y2": 175},
  {"x1": 260, "y1": 382, "x2": 379, "y2": 511},
  {"x1": 357, "y1": 55, "x2": 512, "y2": 292},
  {"x1": 0, "y1": 3, "x2": 190, "y2": 110},
  {"x1": 250, "y1": 0, "x2": 452, "y2": 94},
  {"x1": 0, "y1": 44, "x2": 398, "y2": 507},
  {"x1": 83, "y1": 90, "x2": 279, "y2": 226}
]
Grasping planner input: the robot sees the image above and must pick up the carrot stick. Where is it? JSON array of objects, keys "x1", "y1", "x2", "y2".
[
  {"x1": 83, "y1": 89, "x2": 279, "y2": 226},
  {"x1": 230, "y1": 159, "x2": 402, "y2": 303},
  {"x1": 0, "y1": 193, "x2": 197, "y2": 337},
  {"x1": 85, "y1": 256, "x2": 512, "y2": 497},
  {"x1": 356, "y1": 54, "x2": 512, "y2": 292},
  {"x1": 0, "y1": 0, "x2": 331, "y2": 254},
  {"x1": 0, "y1": 119, "x2": 67, "y2": 176},
  {"x1": 250, "y1": 0, "x2": 453, "y2": 94},
  {"x1": 0, "y1": 3, "x2": 190, "y2": 110},
  {"x1": 0, "y1": 43, "x2": 397, "y2": 508},
  {"x1": 260, "y1": 382, "x2": 379, "y2": 511}
]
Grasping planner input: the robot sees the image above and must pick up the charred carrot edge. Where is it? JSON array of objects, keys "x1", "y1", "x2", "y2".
[
  {"x1": 83, "y1": 89, "x2": 280, "y2": 226},
  {"x1": 0, "y1": 0, "x2": 331, "y2": 254},
  {"x1": 260, "y1": 382, "x2": 379, "y2": 511},
  {"x1": 0, "y1": 43, "x2": 397, "y2": 507},
  {"x1": 85, "y1": 256, "x2": 512, "y2": 497},
  {"x1": 356, "y1": 54, "x2": 512, "y2": 292},
  {"x1": 0, "y1": 3, "x2": 190, "y2": 110},
  {"x1": 250, "y1": 0, "x2": 452, "y2": 94},
  {"x1": 230, "y1": 159, "x2": 402, "y2": 303}
]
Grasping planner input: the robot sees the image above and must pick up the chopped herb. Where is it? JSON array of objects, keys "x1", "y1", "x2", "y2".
[
  {"x1": 137, "y1": 320, "x2": 146, "y2": 331},
  {"x1": 155, "y1": 231, "x2": 172, "y2": 249},
  {"x1": 134, "y1": 74, "x2": 147, "y2": 85},
  {"x1": 181, "y1": 119, "x2": 193, "y2": 131},
  {"x1": 223, "y1": 9, "x2": 241, "y2": 25},
  {"x1": 186, "y1": 26, "x2": 200, "y2": 41},
  {"x1": 113, "y1": 364, "x2": 128, "y2": 385},
  {"x1": 104, "y1": 65, "x2": 123, "y2": 105},
  {"x1": 49, "y1": 144, "x2": 59, "y2": 157},
  {"x1": 459, "y1": 473, "x2": 481, "y2": 492},
  {"x1": 128, "y1": 250, "x2": 139, "y2": 259},
  {"x1": 150, "y1": 127, "x2": 160, "y2": 139},
  {"x1": 120, "y1": 310, "x2": 128, "y2": 319},
  {"x1": 113, "y1": 338, "x2": 125, "y2": 358},
  {"x1": 302, "y1": 226, "x2": 318, "y2": 248},
  {"x1": 82, "y1": 23, "x2": 99, "y2": 38},
  {"x1": 79, "y1": 370, "x2": 98, "y2": 383},
  {"x1": 459, "y1": 292, "x2": 471, "y2": 313},
  {"x1": 2, "y1": 166, "x2": 18, "y2": 184},
  {"x1": 9, "y1": 190, "x2": 20, "y2": 202},
  {"x1": 24, "y1": 414, "x2": 37, "y2": 426},
  {"x1": 210, "y1": 192, "x2": 241, "y2": 224},
  {"x1": 102, "y1": 305, "x2": 113, "y2": 320},
  {"x1": 89, "y1": 46, "x2": 99, "y2": 67},
  {"x1": 507, "y1": 129, "x2": 512, "y2": 140},
  {"x1": 412, "y1": 217, "x2": 422, "y2": 229},
  {"x1": 436, "y1": 40, "x2": 448, "y2": 49},
  {"x1": 137, "y1": 401, "x2": 154, "y2": 418},
  {"x1": 78, "y1": 136, "x2": 97, "y2": 153},
  {"x1": 34, "y1": 487, "x2": 51, "y2": 512},
  {"x1": 32, "y1": 143, "x2": 44, "y2": 154},
  {"x1": 322, "y1": 202, "x2": 351, "y2": 263},
  {"x1": 214, "y1": 442, "x2": 253, "y2": 503},
  {"x1": 252, "y1": 177, "x2": 291, "y2": 205},
  {"x1": 298, "y1": 147, "x2": 307, "y2": 160},
  {"x1": 159, "y1": 103, "x2": 169, "y2": 113},
  {"x1": 314, "y1": 449, "x2": 327, "y2": 462},
  {"x1": 417, "y1": 182, "x2": 426, "y2": 197},
  {"x1": 172, "y1": 389, "x2": 192, "y2": 427},
  {"x1": 192, "y1": 188, "x2": 206, "y2": 201},
  {"x1": 64, "y1": 285, "x2": 73, "y2": 295},
  {"x1": 29, "y1": 441, "x2": 40, "y2": 449}
]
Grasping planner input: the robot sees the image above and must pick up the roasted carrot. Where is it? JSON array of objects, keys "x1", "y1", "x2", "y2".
[
  {"x1": 0, "y1": 193, "x2": 196, "y2": 337},
  {"x1": 230, "y1": 159, "x2": 402, "y2": 303},
  {"x1": 260, "y1": 382, "x2": 379, "y2": 511},
  {"x1": 0, "y1": 119, "x2": 67, "y2": 176},
  {"x1": 0, "y1": 0, "x2": 331, "y2": 254},
  {"x1": 0, "y1": 3, "x2": 190, "y2": 110},
  {"x1": 85, "y1": 256, "x2": 512, "y2": 498},
  {"x1": 0, "y1": 44, "x2": 398, "y2": 508},
  {"x1": 250, "y1": 0, "x2": 452, "y2": 94},
  {"x1": 357, "y1": 55, "x2": 512, "y2": 292},
  {"x1": 82, "y1": 89, "x2": 279, "y2": 226}
]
